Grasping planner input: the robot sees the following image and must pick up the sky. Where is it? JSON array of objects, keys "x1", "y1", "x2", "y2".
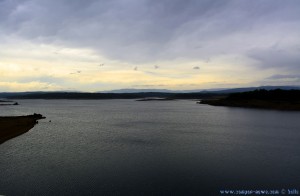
[{"x1": 0, "y1": 0, "x2": 300, "y2": 92}]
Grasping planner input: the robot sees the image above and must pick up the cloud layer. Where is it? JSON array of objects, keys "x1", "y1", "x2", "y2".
[{"x1": 1, "y1": 0, "x2": 300, "y2": 91}]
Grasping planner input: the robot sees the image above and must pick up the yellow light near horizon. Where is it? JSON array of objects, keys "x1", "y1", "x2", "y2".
[
  {"x1": 0, "y1": 40, "x2": 268, "y2": 92},
  {"x1": 0, "y1": 81, "x2": 62, "y2": 92}
]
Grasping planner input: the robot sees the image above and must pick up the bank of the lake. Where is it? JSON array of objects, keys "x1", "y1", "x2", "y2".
[{"x1": 0, "y1": 114, "x2": 45, "y2": 144}]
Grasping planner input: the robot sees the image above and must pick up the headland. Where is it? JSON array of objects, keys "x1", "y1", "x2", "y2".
[{"x1": 0, "y1": 113, "x2": 45, "y2": 144}]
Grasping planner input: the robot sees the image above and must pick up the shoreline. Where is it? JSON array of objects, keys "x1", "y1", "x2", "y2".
[{"x1": 0, "y1": 113, "x2": 45, "y2": 144}]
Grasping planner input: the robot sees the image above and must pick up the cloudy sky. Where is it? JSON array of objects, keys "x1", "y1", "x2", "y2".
[{"x1": 0, "y1": 0, "x2": 300, "y2": 92}]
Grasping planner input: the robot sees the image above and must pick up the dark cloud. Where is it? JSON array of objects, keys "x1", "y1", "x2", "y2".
[
  {"x1": 1, "y1": 0, "x2": 300, "y2": 67},
  {"x1": 193, "y1": 66, "x2": 200, "y2": 70}
]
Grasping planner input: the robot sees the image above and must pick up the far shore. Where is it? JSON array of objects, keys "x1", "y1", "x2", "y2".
[
  {"x1": 0, "y1": 100, "x2": 19, "y2": 106},
  {"x1": 136, "y1": 97, "x2": 176, "y2": 101},
  {"x1": 199, "y1": 89, "x2": 300, "y2": 111},
  {"x1": 199, "y1": 99, "x2": 300, "y2": 111},
  {"x1": 0, "y1": 114, "x2": 45, "y2": 144}
]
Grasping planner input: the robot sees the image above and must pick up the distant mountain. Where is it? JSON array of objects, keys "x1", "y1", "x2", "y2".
[
  {"x1": 99, "y1": 88, "x2": 230, "y2": 93},
  {"x1": 99, "y1": 86, "x2": 300, "y2": 94}
]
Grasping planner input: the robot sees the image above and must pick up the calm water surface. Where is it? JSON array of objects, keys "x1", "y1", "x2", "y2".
[{"x1": 0, "y1": 100, "x2": 300, "y2": 195}]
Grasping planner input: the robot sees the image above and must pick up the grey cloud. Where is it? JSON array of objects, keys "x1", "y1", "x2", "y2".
[
  {"x1": 193, "y1": 66, "x2": 200, "y2": 70},
  {"x1": 255, "y1": 74, "x2": 300, "y2": 87},
  {"x1": 266, "y1": 74, "x2": 300, "y2": 80},
  {"x1": 1, "y1": 0, "x2": 300, "y2": 66},
  {"x1": 247, "y1": 46, "x2": 300, "y2": 72}
]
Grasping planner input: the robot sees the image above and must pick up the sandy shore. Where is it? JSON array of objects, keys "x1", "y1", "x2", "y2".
[{"x1": 0, "y1": 113, "x2": 45, "y2": 144}]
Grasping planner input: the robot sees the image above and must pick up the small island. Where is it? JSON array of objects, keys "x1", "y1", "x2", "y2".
[
  {"x1": 0, "y1": 113, "x2": 45, "y2": 144},
  {"x1": 199, "y1": 89, "x2": 300, "y2": 111}
]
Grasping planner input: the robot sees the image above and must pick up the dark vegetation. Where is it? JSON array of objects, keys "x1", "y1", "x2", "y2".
[
  {"x1": 227, "y1": 89, "x2": 300, "y2": 100},
  {"x1": 0, "y1": 113, "x2": 45, "y2": 144},
  {"x1": 3, "y1": 92, "x2": 222, "y2": 100},
  {"x1": 200, "y1": 89, "x2": 300, "y2": 110}
]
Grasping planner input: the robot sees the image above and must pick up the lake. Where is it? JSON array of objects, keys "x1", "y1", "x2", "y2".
[{"x1": 0, "y1": 99, "x2": 300, "y2": 195}]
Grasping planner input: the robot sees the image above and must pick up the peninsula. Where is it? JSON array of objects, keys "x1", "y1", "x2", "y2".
[
  {"x1": 199, "y1": 89, "x2": 300, "y2": 111},
  {"x1": 0, "y1": 113, "x2": 45, "y2": 144}
]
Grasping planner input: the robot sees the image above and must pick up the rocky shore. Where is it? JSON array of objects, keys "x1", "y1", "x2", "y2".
[{"x1": 0, "y1": 113, "x2": 45, "y2": 144}]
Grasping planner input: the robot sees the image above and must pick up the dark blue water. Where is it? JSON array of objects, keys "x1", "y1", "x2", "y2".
[{"x1": 0, "y1": 100, "x2": 300, "y2": 195}]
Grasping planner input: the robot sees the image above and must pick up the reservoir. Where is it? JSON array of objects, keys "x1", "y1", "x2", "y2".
[{"x1": 0, "y1": 100, "x2": 299, "y2": 195}]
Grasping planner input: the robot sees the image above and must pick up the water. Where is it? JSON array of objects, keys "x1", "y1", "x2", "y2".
[{"x1": 0, "y1": 100, "x2": 300, "y2": 195}]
